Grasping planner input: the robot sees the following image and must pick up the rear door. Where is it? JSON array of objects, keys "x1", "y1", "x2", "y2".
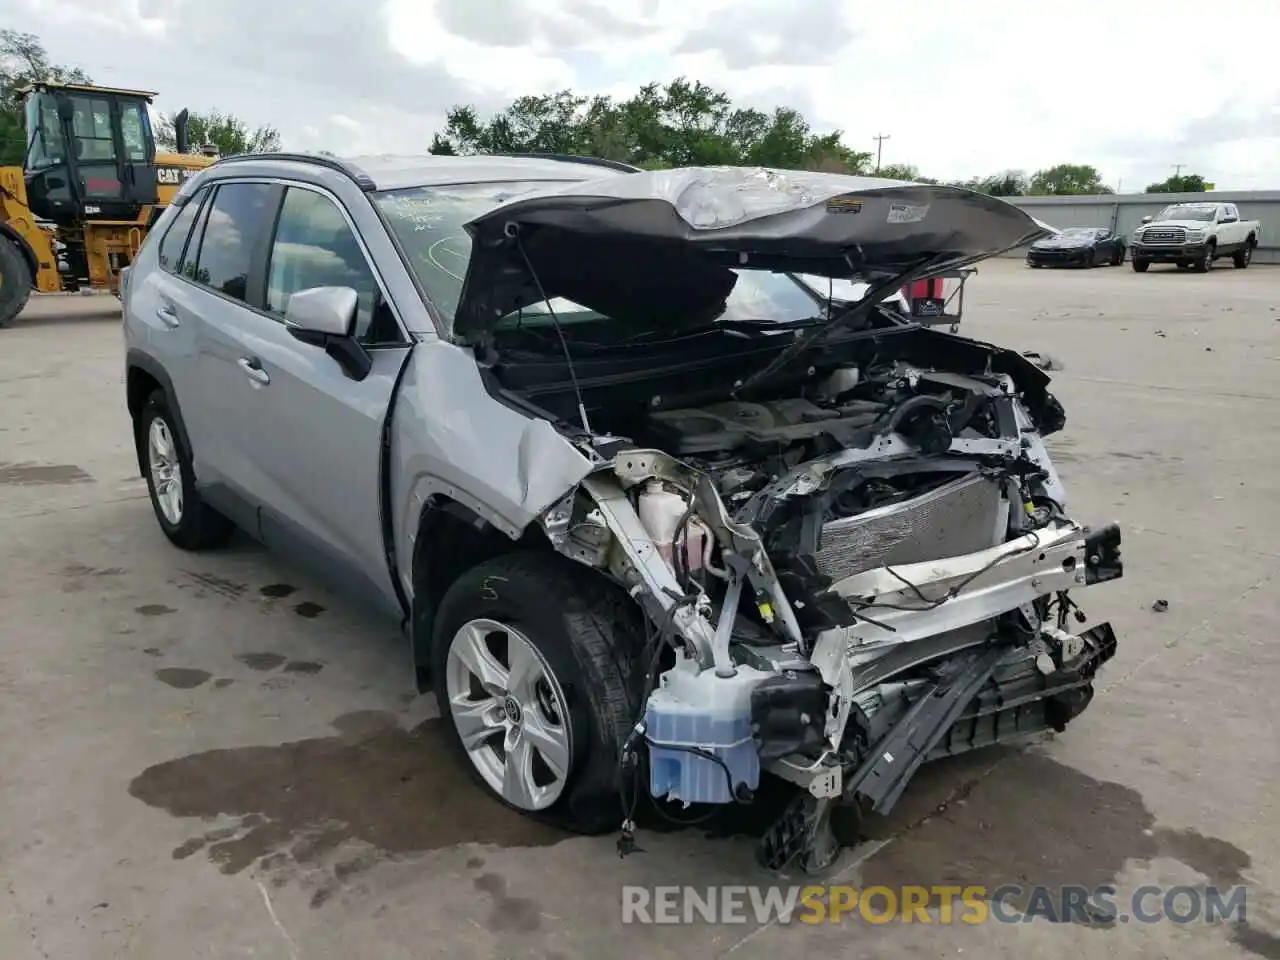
[
  {"x1": 179, "y1": 179, "x2": 283, "y2": 531},
  {"x1": 233, "y1": 183, "x2": 411, "y2": 617},
  {"x1": 132, "y1": 185, "x2": 212, "y2": 462}
]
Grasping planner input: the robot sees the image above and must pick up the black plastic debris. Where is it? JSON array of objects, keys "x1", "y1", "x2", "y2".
[{"x1": 1151, "y1": 599, "x2": 1169, "y2": 613}]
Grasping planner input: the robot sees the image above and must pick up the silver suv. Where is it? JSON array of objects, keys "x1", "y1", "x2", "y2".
[{"x1": 123, "y1": 154, "x2": 1124, "y2": 871}]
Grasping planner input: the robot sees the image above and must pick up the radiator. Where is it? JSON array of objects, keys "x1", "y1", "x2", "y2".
[{"x1": 813, "y1": 473, "x2": 1006, "y2": 582}]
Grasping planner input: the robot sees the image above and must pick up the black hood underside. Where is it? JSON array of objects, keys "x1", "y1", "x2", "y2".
[{"x1": 451, "y1": 167, "x2": 1053, "y2": 340}]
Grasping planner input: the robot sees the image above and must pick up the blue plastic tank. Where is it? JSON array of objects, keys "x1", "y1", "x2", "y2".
[{"x1": 644, "y1": 657, "x2": 767, "y2": 805}]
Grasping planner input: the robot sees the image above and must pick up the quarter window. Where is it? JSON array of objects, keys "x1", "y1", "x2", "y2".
[
  {"x1": 186, "y1": 182, "x2": 275, "y2": 302},
  {"x1": 265, "y1": 187, "x2": 397, "y2": 343}
]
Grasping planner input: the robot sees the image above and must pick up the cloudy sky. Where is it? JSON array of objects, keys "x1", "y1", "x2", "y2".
[{"x1": 7, "y1": 0, "x2": 1279, "y2": 190}]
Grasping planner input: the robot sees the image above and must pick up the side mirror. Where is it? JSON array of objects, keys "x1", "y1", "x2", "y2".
[
  {"x1": 285, "y1": 285, "x2": 357, "y2": 336},
  {"x1": 1141, "y1": 215, "x2": 1153, "y2": 224},
  {"x1": 284, "y1": 286, "x2": 371, "y2": 381}
]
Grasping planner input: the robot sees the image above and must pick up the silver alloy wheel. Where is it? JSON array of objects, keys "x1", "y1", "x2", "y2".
[
  {"x1": 147, "y1": 418, "x2": 184, "y2": 525},
  {"x1": 444, "y1": 618, "x2": 572, "y2": 811}
]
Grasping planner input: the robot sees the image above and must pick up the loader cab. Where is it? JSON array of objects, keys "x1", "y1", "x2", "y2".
[{"x1": 19, "y1": 81, "x2": 161, "y2": 224}]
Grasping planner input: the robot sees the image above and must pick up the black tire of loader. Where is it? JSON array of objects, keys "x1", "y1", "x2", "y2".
[{"x1": 0, "y1": 239, "x2": 33, "y2": 328}]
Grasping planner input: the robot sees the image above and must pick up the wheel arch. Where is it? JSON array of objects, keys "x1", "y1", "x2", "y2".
[
  {"x1": 408, "y1": 495, "x2": 551, "y2": 691},
  {"x1": 125, "y1": 349, "x2": 193, "y2": 478}
]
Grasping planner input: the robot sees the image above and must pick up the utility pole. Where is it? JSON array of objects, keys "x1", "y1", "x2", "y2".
[
  {"x1": 873, "y1": 133, "x2": 890, "y2": 172},
  {"x1": 1172, "y1": 164, "x2": 1184, "y2": 178}
]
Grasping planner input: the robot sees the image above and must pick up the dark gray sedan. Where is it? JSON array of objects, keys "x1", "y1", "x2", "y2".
[{"x1": 1026, "y1": 227, "x2": 1126, "y2": 268}]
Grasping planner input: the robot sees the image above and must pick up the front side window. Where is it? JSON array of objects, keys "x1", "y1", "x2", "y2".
[
  {"x1": 265, "y1": 187, "x2": 394, "y2": 342},
  {"x1": 186, "y1": 182, "x2": 275, "y2": 301},
  {"x1": 158, "y1": 188, "x2": 208, "y2": 274}
]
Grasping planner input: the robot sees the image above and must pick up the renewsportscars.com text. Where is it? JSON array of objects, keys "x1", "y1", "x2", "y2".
[{"x1": 621, "y1": 884, "x2": 1248, "y2": 926}]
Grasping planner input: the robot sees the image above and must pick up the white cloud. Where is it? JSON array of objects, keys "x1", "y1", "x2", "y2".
[{"x1": 7, "y1": 0, "x2": 1278, "y2": 189}]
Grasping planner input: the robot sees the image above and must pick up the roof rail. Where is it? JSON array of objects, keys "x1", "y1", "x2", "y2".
[
  {"x1": 488, "y1": 152, "x2": 642, "y2": 174},
  {"x1": 210, "y1": 152, "x2": 376, "y2": 191}
]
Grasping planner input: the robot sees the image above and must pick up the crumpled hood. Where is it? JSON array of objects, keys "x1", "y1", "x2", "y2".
[{"x1": 451, "y1": 166, "x2": 1053, "y2": 340}]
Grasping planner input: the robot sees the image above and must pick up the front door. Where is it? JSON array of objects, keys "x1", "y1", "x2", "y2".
[{"x1": 233, "y1": 184, "x2": 411, "y2": 618}]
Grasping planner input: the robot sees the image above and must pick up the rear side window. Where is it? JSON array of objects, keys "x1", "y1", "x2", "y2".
[
  {"x1": 157, "y1": 188, "x2": 208, "y2": 273},
  {"x1": 186, "y1": 182, "x2": 275, "y2": 303}
]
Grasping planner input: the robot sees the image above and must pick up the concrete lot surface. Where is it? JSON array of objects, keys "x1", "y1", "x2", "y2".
[{"x1": 2, "y1": 262, "x2": 1278, "y2": 959}]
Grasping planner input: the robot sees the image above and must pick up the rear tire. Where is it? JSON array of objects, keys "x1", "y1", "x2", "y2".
[
  {"x1": 1131, "y1": 259, "x2": 1149, "y2": 273},
  {"x1": 1233, "y1": 238, "x2": 1255, "y2": 269},
  {"x1": 136, "y1": 390, "x2": 235, "y2": 550},
  {"x1": 1111, "y1": 246, "x2": 1124, "y2": 266},
  {"x1": 431, "y1": 550, "x2": 646, "y2": 834},
  {"x1": 0, "y1": 239, "x2": 34, "y2": 329}
]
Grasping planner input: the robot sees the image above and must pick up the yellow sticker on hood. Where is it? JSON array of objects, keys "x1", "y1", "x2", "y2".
[{"x1": 826, "y1": 197, "x2": 864, "y2": 214}]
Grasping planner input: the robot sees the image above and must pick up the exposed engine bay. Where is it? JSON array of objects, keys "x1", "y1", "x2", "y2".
[
  {"x1": 532, "y1": 336, "x2": 1123, "y2": 873},
  {"x1": 457, "y1": 167, "x2": 1120, "y2": 874}
]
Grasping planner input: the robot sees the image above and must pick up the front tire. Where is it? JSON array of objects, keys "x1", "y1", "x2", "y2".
[
  {"x1": 136, "y1": 390, "x2": 235, "y2": 550},
  {"x1": 431, "y1": 551, "x2": 646, "y2": 834},
  {"x1": 1132, "y1": 259, "x2": 1149, "y2": 273},
  {"x1": 1111, "y1": 246, "x2": 1124, "y2": 266},
  {"x1": 0, "y1": 239, "x2": 34, "y2": 329},
  {"x1": 1193, "y1": 243, "x2": 1215, "y2": 272}
]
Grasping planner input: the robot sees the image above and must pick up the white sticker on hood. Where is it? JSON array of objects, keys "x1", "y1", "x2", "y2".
[{"x1": 887, "y1": 202, "x2": 929, "y2": 224}]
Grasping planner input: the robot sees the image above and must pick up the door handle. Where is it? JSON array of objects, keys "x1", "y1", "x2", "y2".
[
  {"x1": 237, "y1": 357, "x2": 270, "y2": 385},
  {"x1": 156, "y1": 303, "x2": 180, "y2": 328}
]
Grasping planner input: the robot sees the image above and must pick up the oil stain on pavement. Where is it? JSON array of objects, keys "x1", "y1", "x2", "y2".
[
  {"x1": 154, "y1": 668, "x2": 212, "y2": 690},
  {"x1": 128, "y1": 711, "x2": 565, "y2": 908},
  {"x1": 127, "y1": 727, "x2": 1278, "y2": 953},
  {"x1": 859, "y1": 750, "x2": 1275, "y2": 956}
]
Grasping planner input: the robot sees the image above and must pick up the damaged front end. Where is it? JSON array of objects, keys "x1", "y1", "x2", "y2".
[{"x1": 456, "y1": 167, "x2": 1120, "y2": 871}]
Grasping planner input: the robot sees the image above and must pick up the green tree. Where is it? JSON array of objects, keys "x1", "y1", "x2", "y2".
[
  {"x1": 1145, "y1": 173, "x2": 1207, "y2": 193},
  {"x1": 0, "y1": 30, "x2": 92, "y2": 166},
  {"x1": 155, "y1": 109, "x2": 281, "y2": 156},
  {"x1": 431, "y1": 78, "x2": 874, "y2": 174},
  {"x1": 1028, "y1": 163, "x2": 1112, "y2": 196},
  {"x1": 956, "y1": 170, "x2": 1029, "y2": 196},
  {"x1": 874, "y1": 163, "x2": 938, "y2": 184}
]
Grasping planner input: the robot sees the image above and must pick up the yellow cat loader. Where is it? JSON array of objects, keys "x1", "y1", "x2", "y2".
[{"x1": 0, "y1": 81, "x2": 215, "y2": 327}]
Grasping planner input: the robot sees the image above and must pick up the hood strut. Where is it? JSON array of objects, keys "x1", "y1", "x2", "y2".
[{"x1": 511, "y1": 225, "x2": 593, "y2": 435}]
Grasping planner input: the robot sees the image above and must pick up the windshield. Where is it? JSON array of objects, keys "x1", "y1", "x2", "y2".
[
  {"x1": 1156, "y1": 204, "x2": 1216, "y2": 222},
  {"x1": 1060, "y1": 227, "x2": 1101, "y2": 238},
  {"x1": 375, "y1": 180, "x2": 826, "y2": 335}
]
